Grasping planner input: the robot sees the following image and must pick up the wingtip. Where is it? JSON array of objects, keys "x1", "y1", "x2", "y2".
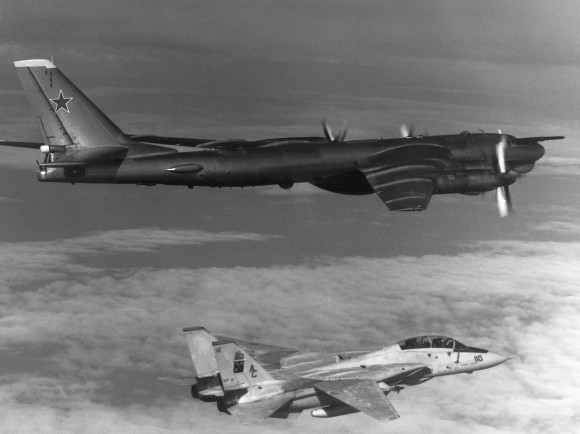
[{"x1": 14, "y1": 59, "x2": 57, "y2": 69}]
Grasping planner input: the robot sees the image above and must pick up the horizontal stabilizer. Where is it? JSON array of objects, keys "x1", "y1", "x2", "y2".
[
  {"x1": 158, "y1": 376, "x2": 198, "y2": 386},
  {"x1": 0, "y1": 141, "x2": 43, "y2": 149},
  {"x1": 39, "y1": 161, "x2": 87, "y2": 168},
  {"x1": 315, "y1": 380, "x2": 399, "y2": 421}
]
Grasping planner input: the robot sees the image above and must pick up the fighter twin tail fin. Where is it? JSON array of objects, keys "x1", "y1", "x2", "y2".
[
  {"x1": 182, "y1": 327, "x2": 219, "y2": 378},
  {"x1": 212, "y1": 340, "x2": 276, "y2": 391}
]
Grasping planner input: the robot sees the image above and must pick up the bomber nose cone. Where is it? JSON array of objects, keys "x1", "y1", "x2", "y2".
[
  {"x1": 536, "y1": 143, "x2": 545, "y2": 161},
  {"x1": 501, "y1": 172, "x2": 517, "y2": 186}
]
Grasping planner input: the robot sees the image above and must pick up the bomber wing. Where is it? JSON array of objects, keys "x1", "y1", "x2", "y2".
[
  {"x1": 515, "y1": 135, "x2": 564, "y2": 144},
  {"x1": 130, "y1": 134, "x2": 327, "y2": 150},
  {"x1": 314, "y1": 379, "x2": 399, "y2": 421},
  {"x1": 357, "y1": 143, "x2": 449, "y2": 211}
]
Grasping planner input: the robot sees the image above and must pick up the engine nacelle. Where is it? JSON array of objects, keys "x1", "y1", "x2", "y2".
[
  {"x1": 434, "y1": 170, "x2": 512, "y2": 195},
  {"x1": 511, "y1": 162, "x2": 535, "y2": 173},
  {"x1": 311, "y1": 171, "x2": 374, "y2": 195},
  {"x1": 40, "y1": 144, "x2": 67, "y2": 153},
  {"x1": 64, "y1": 166, "x2": 86, "y2": 179},
  {"x1": 216, "y1": 389, "x2": 247, "y2": 413},
  {"x1": 191, "y1": 376, "x2": 223, "y2": 402}
]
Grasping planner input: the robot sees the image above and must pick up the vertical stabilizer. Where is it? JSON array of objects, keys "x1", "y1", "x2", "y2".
[
  {"x1": 213, "y1": 340, "x2": 275, "y2": 392},
  {"x1": 14, "y1": 59, "x2": 132, "y2": 150},
  {"x1": 182, "y1": 327, "x2": 219, "y2": 378}
]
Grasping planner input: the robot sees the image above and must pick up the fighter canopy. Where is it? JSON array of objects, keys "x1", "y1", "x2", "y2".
[{"x1": 398, "y1": 335, "x2": 488, "y2": 353}]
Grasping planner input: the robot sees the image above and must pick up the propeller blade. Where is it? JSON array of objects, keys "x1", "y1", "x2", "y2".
[
  {"x1": 335, "y1": 122, "x2": 348, "y2": 142},
  {"x1": 322, "y1": 119, "x2": 335, "y2": 141},
  {"x1": 400, "y1": 123, "x2": 415, "y2": 138},
  {"x1": 496, "y1": 185, "x2": 513, "y2": 217},
  {"x1": 496, "y1": 130, "x2": 508, "y2": 173},
  {"x1": 321, "y1": 119, "x2": 348, "y2": 142}
]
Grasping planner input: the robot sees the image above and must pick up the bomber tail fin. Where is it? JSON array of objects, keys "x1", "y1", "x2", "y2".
[
  {"x1": 14, "y1": 59, "x2": 132, "y2": 152},
  {"x1": 213, "y1": 340, "x2": 275, "y2": 392}
]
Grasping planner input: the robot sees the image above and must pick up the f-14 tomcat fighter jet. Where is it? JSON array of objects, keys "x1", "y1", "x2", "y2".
[
  {"x1": 3, "y1": 59, "x2": 563, "y2": 216},
  {"x1": 161, "y1": 327, "x2": 508, "y2": 423}
]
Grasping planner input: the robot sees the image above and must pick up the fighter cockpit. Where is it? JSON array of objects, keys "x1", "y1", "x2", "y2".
[{"x1": 397, "y1": 336, "x2": 488, "y2": 353}]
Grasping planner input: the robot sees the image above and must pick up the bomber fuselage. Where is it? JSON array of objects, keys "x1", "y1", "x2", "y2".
[{"x1": 38, "y1": 132, "x2": 544, "y2": 197}]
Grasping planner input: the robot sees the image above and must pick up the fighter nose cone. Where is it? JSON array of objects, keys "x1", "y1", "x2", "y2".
[{"x1": 486, "y1": 352, "x2": 509, "y2": 368}]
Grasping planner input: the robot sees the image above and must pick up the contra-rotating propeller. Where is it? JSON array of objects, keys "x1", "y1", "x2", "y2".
[
  {"x1": 400, "y1": 123, "x2": 415, "y2": 138},
  {"x1": 495, "y1": 130, "x2": 515, "y2": 217},
  {"x1": 400, "y1": 123, "x2": 428, "y2": 138},
  {"x1": 322, "y1": 119, "x2": 348, "y2": 142}
]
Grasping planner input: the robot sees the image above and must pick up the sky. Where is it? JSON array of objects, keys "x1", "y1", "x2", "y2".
[{"x1": 0, "y1": 1, "x2": 579, "y2": 433}]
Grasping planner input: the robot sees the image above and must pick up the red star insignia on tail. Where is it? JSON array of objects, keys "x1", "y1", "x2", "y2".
[{"x1": 50, "y1": 90, "x2": 73, "y2": 113}]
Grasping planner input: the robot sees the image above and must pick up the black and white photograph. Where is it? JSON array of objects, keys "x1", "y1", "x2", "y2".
[{"x1": 0, "y1": 1, "x2": 578, "y2": 433}]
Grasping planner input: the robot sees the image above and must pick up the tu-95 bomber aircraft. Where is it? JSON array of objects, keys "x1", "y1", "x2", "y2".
[
  {"x1": 2, "y1": 59, "x2": 564, "y2": 216},
  {"x1": 160, "y1": 327, "x2": 508, "y2": 423}
]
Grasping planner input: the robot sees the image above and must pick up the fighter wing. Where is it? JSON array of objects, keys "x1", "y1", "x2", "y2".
[
  {"x1": 358, "y1": 143, "x2": 448, "y2": 211},
  {"x1": 227, "y1": 392, "x2": 295, "y2": 424},
  {"x1": 314, "y1": 379, "x2": 399, "y2": 421},
  {"x1": 305, "y1": 363, "x2": 429, "y2": 383},
  {"x1": 215, "y1": 334, "x2": 298, "y2": 369}
]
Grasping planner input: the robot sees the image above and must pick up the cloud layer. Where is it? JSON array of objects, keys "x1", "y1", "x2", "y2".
[
  {"x1": 0, "y1": 229, "x2": 578, "y2": 433},
  {"x1": 1, "y1": 2, "x2": 579, "y2": 433}
]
